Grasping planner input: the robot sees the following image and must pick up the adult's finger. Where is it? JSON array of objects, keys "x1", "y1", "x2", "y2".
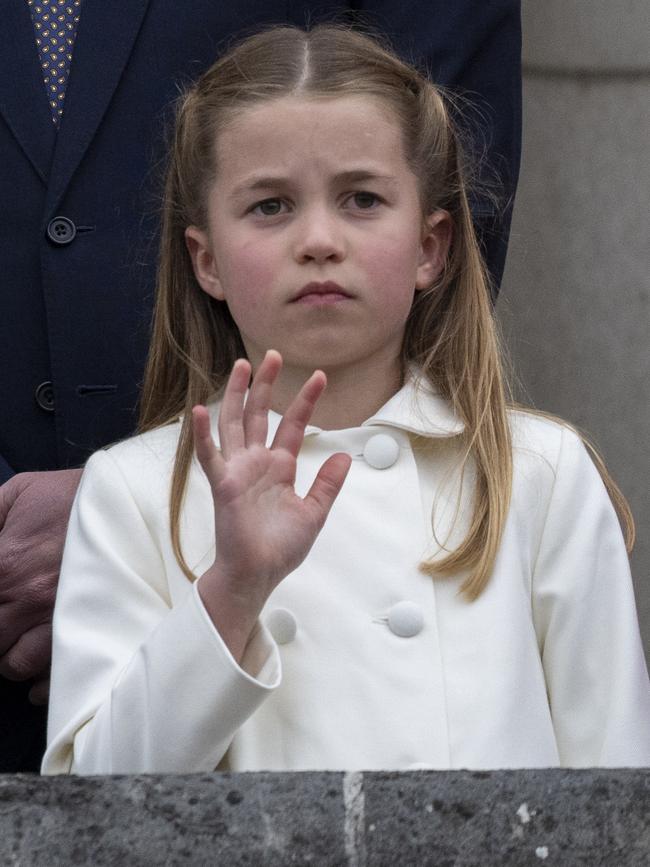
[
  {"x1": 218, "y1": 359, "x2": 251, "y2": 460},
  {"x1": 0, "y1": 621, "x2": 52, "y2": 682},
  {"x1": 271, "y1": 370, "x2": 326, "y2": 458},
  {"x1": 242, "y1": 350, "x2": 282, "y2": 448},
  {"x1": 0, "y1": 600, "x2": 37, "y2": 657},
  {"x1": 28, "y1": 677, "x2": 50, "y2": 706},
  {"x1": 0, "y1": 475, "x2": 22, "y2": 532}
]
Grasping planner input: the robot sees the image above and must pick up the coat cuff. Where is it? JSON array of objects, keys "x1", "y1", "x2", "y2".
[{"x1": 191, "y1": 578, "x2": 281, "y2": 688}]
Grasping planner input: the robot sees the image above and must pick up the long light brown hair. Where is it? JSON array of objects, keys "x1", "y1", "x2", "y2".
[{"x1": 138, "y1": 23, "x2": 633, "y2": 599}]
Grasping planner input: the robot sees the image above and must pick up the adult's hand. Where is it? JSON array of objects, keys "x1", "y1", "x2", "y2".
[{"x1": 0, "y1": 468, "x2": 83, "y2": 704}]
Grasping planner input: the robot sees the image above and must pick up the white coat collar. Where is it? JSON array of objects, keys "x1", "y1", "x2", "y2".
[
  {"x1": 357, "y1": 367, "x2": 464, "y2": 438},
  {"x1": 207, "y1": 366, "x2": 464, "y2": 445}
]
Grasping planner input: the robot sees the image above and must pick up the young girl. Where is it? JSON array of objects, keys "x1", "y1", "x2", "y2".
[{"x1": 43, "y1": 24, "x2": 650, "y2": 774}]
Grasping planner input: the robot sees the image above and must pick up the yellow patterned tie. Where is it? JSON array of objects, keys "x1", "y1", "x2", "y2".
[{"x1": 26, "y1": 0, "x2": 83, "y2": 127}]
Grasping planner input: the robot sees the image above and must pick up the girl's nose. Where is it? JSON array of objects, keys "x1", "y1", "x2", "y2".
[{"x1": 292, "y1": 208, "x2": 346, "y2": 264}]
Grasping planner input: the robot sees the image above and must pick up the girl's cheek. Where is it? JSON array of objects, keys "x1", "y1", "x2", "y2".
[
  {"x1": 236, "y1": 240, "x2": 280, "y2": 283},
  {"x1": 361, "y1": 243, "x2": 414, "y2": 285}
]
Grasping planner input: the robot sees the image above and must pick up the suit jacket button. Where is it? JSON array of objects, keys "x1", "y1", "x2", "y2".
[
  {"x1": 387, "y1": 601, "x2": 424, "y2": 637},
  {"x1": 35, "y1": 381, "x2": 55, "y2": 412},
  {"x1": 47, "y1": 216, "x2": 76, "y2": 245},
  {"x1": 363, "y1": 433, "x2": 400, "y2": 469},
  {"x1": 265, "y1": 608, "x2": 297, "y2": 645}
]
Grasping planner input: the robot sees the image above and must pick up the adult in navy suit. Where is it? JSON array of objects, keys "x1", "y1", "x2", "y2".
[{"x1": 0, "y1": 0, "x2": 521, "y2": 771}]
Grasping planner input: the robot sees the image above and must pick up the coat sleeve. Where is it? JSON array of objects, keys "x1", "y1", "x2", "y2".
[
  {"x1": 531, "y1": 426, "x2": 650, "y2": 766},
  {"x1": 42, "y1": 449, "x2": 281, "y2": 775}
]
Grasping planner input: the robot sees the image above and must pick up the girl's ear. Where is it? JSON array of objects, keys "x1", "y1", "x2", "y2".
[
  {"x1": 184, "y1": 226, "x2": 225, "y2": 300},
  {"x1": 415, "y1": 210, "x2": 452, "y2": 291}
]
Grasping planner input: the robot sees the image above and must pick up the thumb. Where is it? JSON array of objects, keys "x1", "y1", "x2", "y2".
[{"x1": 303, "y1": 452, "x2": 352, "y2": 526}]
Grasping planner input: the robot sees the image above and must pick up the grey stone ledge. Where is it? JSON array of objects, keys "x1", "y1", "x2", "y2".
[{"x1": 1, "y1": 769, "x2": 650, "y2": 865}]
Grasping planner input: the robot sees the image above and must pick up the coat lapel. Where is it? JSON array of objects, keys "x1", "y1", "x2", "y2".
[
  {"x1": 0, "y1": 0, "x2": 57, "y2": 184},
  {"x1": 44, "y1": 0, "x2": 150, "y2": 214}
]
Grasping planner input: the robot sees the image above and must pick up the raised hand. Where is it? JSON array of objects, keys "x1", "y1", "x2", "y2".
[{"x1": 193, "y1": 350, "x2": 351, "y2": 659}]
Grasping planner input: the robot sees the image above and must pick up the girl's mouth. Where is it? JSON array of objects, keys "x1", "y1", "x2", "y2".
[
  {"x1": 294, "y1": 292, "x2": 351, "y2": 305},
  {"x1": 291, "y1": 281, "x2": 353, "y2": 304}
]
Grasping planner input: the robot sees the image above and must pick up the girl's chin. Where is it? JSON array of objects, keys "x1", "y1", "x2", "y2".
[{"x1": 259, "y1": 349, "x2": 397, "y2": 378}]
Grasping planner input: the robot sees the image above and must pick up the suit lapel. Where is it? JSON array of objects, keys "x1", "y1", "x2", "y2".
[
  {"x1": 0, "y1": 0, "x2": 57, "y2": 184},
  {"x1": 44, "y1": 0, "x2": 150, "y2": 214}
]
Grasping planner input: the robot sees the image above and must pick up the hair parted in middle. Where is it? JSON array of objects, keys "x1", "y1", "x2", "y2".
[{"x1": 138, "y1": 22, "x2": 633, "y2": 601}]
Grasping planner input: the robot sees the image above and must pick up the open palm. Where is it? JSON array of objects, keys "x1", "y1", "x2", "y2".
[{"x1": 192, "y1": 351, "x2": 352, "y2": 609}]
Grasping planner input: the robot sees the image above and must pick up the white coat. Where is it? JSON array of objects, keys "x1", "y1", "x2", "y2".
[{"x1": 42, "y1": 371, "x2": 650, "y2": 774}]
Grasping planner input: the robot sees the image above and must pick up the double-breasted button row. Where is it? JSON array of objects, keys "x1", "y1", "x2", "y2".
[
  {"x1": 46, "y1": 216, "x2": 76, "y2": 245},
  {"x1": 362, "y1": 433, "x2": 400, "y2": 469},
  {"x1": 266, "y1": 608, "x2": 298, "y2": 645},
  {"x1": 386, "y1": 601, "x2": 425, "y2": 638},
  {"x1": 35, "y1": 381, "x2": 55, "y2": 412},
  {"x1": 265, "y1": 600, "x2": 425, "y2": 645}
]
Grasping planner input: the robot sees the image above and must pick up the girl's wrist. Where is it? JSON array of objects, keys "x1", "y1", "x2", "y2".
[{"x1": 197, "y1": 563, "x2": 269, "y2": 663}]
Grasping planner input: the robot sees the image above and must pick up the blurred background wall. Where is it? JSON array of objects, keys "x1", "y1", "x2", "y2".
[{"x1": 496, "y1": 1, "x2": 650, "y2": 661}]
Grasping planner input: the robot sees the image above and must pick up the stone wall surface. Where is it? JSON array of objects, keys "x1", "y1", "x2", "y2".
[
  {"x1": 522, "y1": 0, "x2": 649, "y2": 70},
  {"x1": 497, "y1": 2, "x2": 650, "y2": 661},
  {"x1": 1, "y1": 770, "x2": 650, "y2": 866}
]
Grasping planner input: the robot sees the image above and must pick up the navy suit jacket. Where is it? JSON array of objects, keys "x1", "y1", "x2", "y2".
[{"x1": 0, "y1": 0, "x2": 520, "y2": 770}]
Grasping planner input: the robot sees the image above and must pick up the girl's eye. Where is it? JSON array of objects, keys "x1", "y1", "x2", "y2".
[
  {"x1": 251, "y1": 198, "x2": 286, "y2": 217},
  {"x1": 249, "y1": 193, "x2": 381, "y2": 217},
  {"x1": 349, "y1": 192, "x2": 381, "y2": 209}
]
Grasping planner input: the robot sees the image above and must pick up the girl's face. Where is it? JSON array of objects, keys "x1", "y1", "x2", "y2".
[{"x1": 186, "y1": 95, "x2": 450, "y2": 379}]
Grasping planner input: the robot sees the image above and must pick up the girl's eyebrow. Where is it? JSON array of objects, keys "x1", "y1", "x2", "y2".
[{"x1": 230, "y1": 169, "x2": 398, "y2": 197}]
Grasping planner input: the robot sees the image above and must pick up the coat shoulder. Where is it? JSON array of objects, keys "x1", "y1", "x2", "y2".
[
  {"x1": 508, "y1": 408, "x2": 581, "y2": 468},
  {"x1": 506, "y1": 409, "x2": 589, "y2": 501},
  {"x1": 104, "y1": 419, "x2": 182, "y2": 472},
  {"x1": 83, "y1": 420, "x2": 183, "y2": 517}
]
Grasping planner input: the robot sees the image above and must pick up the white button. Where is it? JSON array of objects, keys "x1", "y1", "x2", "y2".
[
  {"x1": 265, "y1": 608, "x2": 297, "y2": 645},
  {"x1": 387, "y1": 601, "x2": 424, "y2": 637},
  {"x1": 363, "y1": 434, "x2": 400, "y2": 469}
]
